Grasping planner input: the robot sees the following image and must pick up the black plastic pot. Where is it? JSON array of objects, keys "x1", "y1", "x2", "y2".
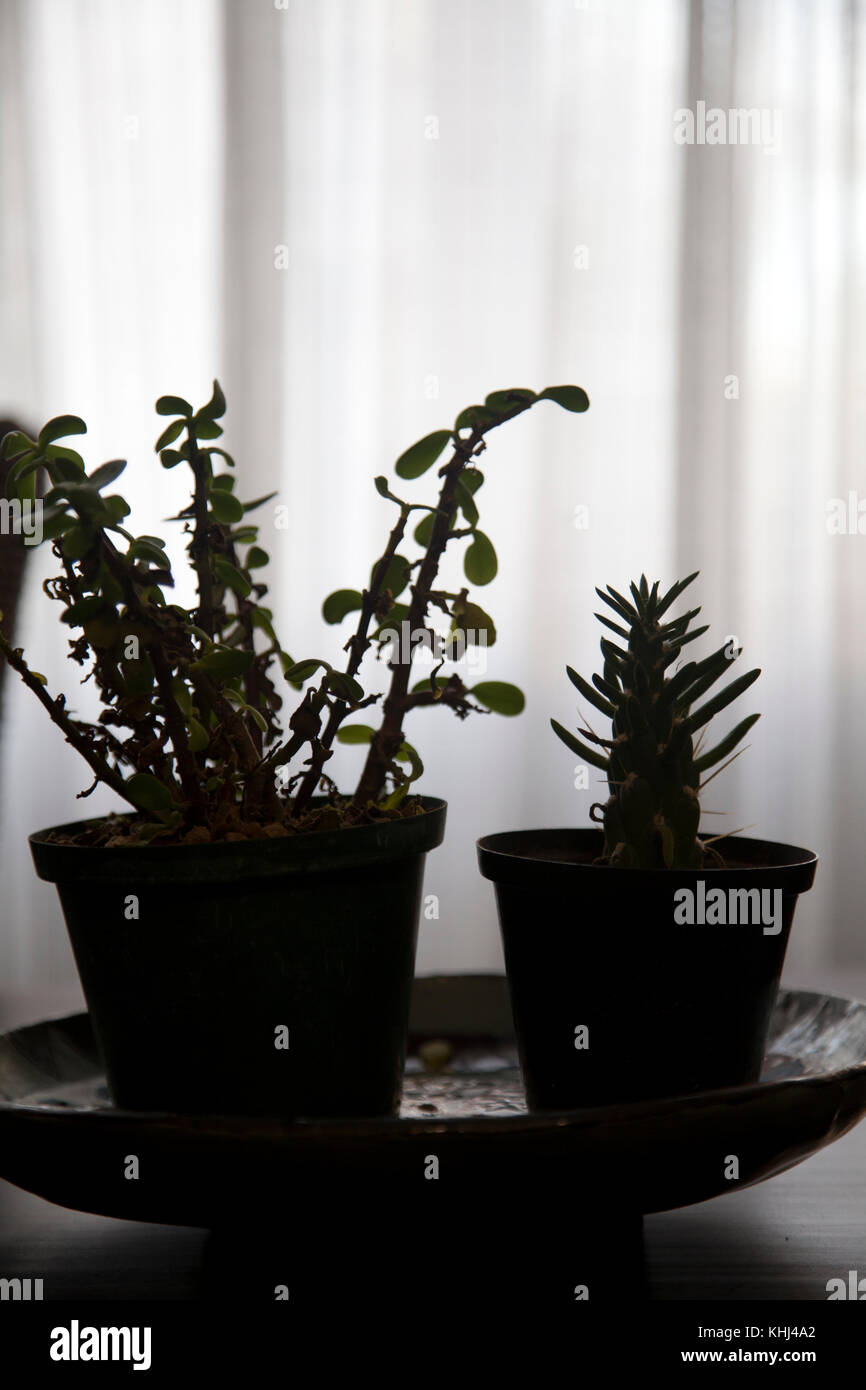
[
  {"x1": 30, "y1": 798, "x2": 446, "y2": 1118},
  {"x1": 478, "y1": 828, "x2": 817, "y2": 1110}
]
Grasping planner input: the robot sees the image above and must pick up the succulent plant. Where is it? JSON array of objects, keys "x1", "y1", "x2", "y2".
[
  {"x1": 552, "y1": 572, "x2": 760, "y2": 868},
  {"x1": 0, "y1": 380, "x2": 589, "y2": 844}
]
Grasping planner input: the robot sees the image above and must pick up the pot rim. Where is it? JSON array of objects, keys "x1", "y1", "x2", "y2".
[
  {"x1": 477, "y1": 826, "x2": 818, "y2": 891},
  {"x1": 29, "y1": 796, "x2": 447, "y2": 885}
]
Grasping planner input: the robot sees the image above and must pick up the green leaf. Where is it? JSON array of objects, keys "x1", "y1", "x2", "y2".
[
  {"x1": 125, "y1": 773, "x2": 175, "y2": 817},
  {"x1": 171, "y1": 678, "x2": 193, "y2": 717},
  {"x1": 191, "y1": 647, "x2": 255, "y2": 679},
  {"x1": 187, "y1": 717, "x2": 209, "y2": 753},
  {"x1": 87, "y1": 459, "x2": 127, "y2": 491},
  {"x1": 550, "y1": 718, "x2": 609, "y2": 771},
  {"x1": 687, "y1": 669, "x2": 761, "y2": 736},
  {"x1": 5, "y1": 452, "x2": 38, "y2": 492},
  {"x1": 11, "y1": 466, "x2": 35, "y2": 506},
  {"x1": 60, "y1": 525, "x2": 93, "y2": 560},
  {"x1": 129, "y1": 537, "x2": 169, "y2": 565},
  {"x1": 197, "y1": 379, "x2": 227, "y2": 421},
  {"x1": 461, "y1": 468, "x2": 484, "y2": 495},
  {"x1": 595, "y1": 611, "x2": 629, "y2": 640},
  {"x1": 194, "y1": 419, "x2": 223, "y2": 440},
  {"x1": 484, "y1": 388, "x2": 536, "y2": 412},
  {"x1": 413, "y1": 511, "x2": 437, "y2": 546},
  {"x1": 1, "y1": 429, "x2": 35, "y2": 460},
  {"x1": 655, "y1": 571, "x2": 700, "y2": 619},
  {"x1": 470, "y1": 681, "x2": 525, "y2": 716},
  {"x1": 82, "y1": 613, "x2": 121, "y2": 648},
  {"x1": 155, "y1": 419, "x2": 185, "y2": 452},
  {"x1": 243, "y1": 491, "x2": 277, "y2": 513},
  {"x1": 394, "y1": 740, "x2": 424, "y2": 781},
  {"x1": 245, "y1": 705, "x2": 268, "y2": 735},
  {"x1": 245, "y1": 546, "x2": 269, "y2": 569},
  {"x1": 209, "y1": 490, "x2": 245, "y2": 524},
  {"x1": 374, "y1": 475, "x2": 401, "y2": 502},
  {"x1": 454, "y1": 478, "x2": 479, "y2": 526},
  {"x1": 39, "y1": 505, "x2": 73, "y2": 541},
  {"x1": 48, "y1": 482, "x2": 108, "y2": 519},
  {"x1": 463, "y1": 531, "x2": 498, "y2": 586},
  {"x1": 394, "y1": 429, "x2": 452, "y2": 480},
  {"x1": 60, "y1": 597, "x2": 112, "y2": 626},
  {"x1": 213, "y1": 556, "x2": 251, "y2": 597},
  {"x1": 155, "y1": 395, "x2": 193, "y2": 417},
  {"x1": 380, "y1": 782, "x2": 409, "y2": 810},
  {"x1": 451, "y1": 601, "x2": 496, "y2": 645},
  {"x1": 101, "y1": 495, "x2": 128, "y2": 525},
  {"x1": 566, "y1": 666, "x2": 616, "y2": 719},
  {"x1": 454, "y1": 404, "x2": 498, "y2": 432},
  {"x1": 38, "y1": 415, "x2": 87, "y2": 447},
  {"x1": 160, "y1": 449, "x2": 184, "y2": 469},
  {"x1": 122, "y1": 654, "x2": 155, "y2": 696},
  {"x1": 43, "y1": 444, "x2": 85, "y2": 470},
  {"x1": 372, "y1": 553, "x2": 411, "y2": 598},
  {"x1": 210, "y1": 473, "x2": 235, "y2": 492},
  {"x1": 206, "y1": 447, "x2": 235, "y2": 468},
  {"x1": 336, "y1": 724, "x2": 374, "y2": 744},
  {"x1": 694, "y1": 713, "x2": 761, "y2": 775},
  {"x1": 596, "y1": 585, "x2": 638, "y2": 625},
  {"x1": 325, "y1": 671, "x2": 364, "y2": 702},
  {"x1": 251, "y1": 608, "x2": 278, "y2": 644},
  {"x1": 537, "y1": 385, "x2": 590, "y2": 413},
  {"x1": 46, "y1": 453, "x2": 86, "y2": 483},
  {"x1": 373, "y1": 602, "x2": 409, "y2": 639},
  {"x1": 283, "y1": 658, "x2": 330, "y2": 683},
  {"x1": 322, "y1": 589, "x2": 364, "y2": 624}
]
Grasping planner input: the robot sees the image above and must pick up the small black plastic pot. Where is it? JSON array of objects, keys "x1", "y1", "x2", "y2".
[
  {"x1": 30, "y1": 797, "x2": 446, "y2": 1118},
  {"x1": 478, "y1": 828, "x2": 817, "y2": 1110}
]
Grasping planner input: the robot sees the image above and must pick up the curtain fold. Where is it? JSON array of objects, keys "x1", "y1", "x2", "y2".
[{"x1": 0, "y1": 0, "x2": 863, "y2": 996}]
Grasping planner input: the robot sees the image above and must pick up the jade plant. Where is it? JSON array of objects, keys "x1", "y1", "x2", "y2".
[
  {"x1": 552, "y1": 572, "x2": 760, "y2": 868},
  {"x1": 0, "y1": 381, "x2": 588, "y2": 844}
]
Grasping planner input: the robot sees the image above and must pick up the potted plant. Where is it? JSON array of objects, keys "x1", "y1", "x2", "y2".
[
  {"x1": 0, "y1": 380, "x2": 588, "y2": 1117},
  {"x1": 478, "y1": 573, "x2": 817, "y2": 1110}
]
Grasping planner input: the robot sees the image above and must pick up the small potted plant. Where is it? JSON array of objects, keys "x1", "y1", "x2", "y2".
[
  {"x1": 0, "y1": 381, "x2": 588, "y2": 1117},
  {"x1": 478, "y1": 573, "x2": 817, "y2": 1110}
]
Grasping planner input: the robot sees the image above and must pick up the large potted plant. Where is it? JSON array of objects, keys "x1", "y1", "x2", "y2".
[
  {"x1": 478, "y1": 573, "x2": 817, "y2": 1110},
  {"x1": 0, "y1": 381, "x2": 588, "y2": 1117}
]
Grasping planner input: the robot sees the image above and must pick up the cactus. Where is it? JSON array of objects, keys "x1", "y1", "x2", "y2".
[{"x1": 551, "y1": 572, "x2": 761, "y2": 869}]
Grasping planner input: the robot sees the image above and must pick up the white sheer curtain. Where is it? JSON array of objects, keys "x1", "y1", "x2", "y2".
[{"x1": 0, "y1": 0, "x2": 863, "y2": 1006}]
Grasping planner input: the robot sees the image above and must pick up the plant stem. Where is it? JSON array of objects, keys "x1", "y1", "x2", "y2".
[
  {"x1": 0, "y1": 627, "x2": 136, "y2": 807},
  {"x1": 187, "y1": 424, "x2": 215, "y2": 639},
  {"x1": 290, "y1": 504, "x2": 411, "y2": 816},
  {"x1": 98, "y1": 537, "x2": 207, "y2": 817},
  {"x1": 352, "y1": 429, "x2": 482, "y2": 805}
]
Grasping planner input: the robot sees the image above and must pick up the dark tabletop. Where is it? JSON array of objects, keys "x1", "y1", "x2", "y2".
[{"x1": 2, "y1": 976, "x2": 865, "y2": 1303}]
